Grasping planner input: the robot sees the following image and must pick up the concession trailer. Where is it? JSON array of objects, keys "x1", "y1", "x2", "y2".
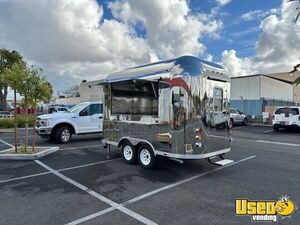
[{"x1": 100, "y1": 55, "x2": 233, "y2": 169}]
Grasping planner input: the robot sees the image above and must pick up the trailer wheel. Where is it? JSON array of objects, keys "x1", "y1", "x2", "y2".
[
  {"x1": 273, "y1": 125, "x2": 280, "y2": 131},
  {"x1": 138, "y1": 145, "x2": 156, "y2": 169},
  {"x1": 122, "y1": 142, "x2": 137, "y2": 164}
]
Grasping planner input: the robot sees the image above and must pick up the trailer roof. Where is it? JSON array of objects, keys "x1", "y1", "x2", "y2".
[{"x1": 103, "y1": 55, "x2": 228, "y2": 83}]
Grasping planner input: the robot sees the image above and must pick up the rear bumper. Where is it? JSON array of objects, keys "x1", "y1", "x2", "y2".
[{"x1": 273, "y1": 123, "x2": 300, "y2": 129}]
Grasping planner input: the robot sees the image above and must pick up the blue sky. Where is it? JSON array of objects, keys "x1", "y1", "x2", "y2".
[
  {"x1": 100, "y1": 0, "x2": 282, "y2": 61},
  {"x1": 201, "y1": 0, "x2": 281, "y2": 60}
]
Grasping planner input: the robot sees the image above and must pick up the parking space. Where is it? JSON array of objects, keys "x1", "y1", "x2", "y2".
[
  {"x1": 0, "y1": 174, "x2": 109, "y2": 225},
  {"x1": 233, "y1": 125, "x2": 300, "y2": 144},
  {"x1": 0, "y1": 126, "x2": 299, "y2": 225}
]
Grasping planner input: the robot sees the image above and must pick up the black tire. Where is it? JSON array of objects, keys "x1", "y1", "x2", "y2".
[
  {"x1": 243, "y1": 118, "x2": 248, "y2": 126},
  {"x1": 273, "y1": 125, "x2": 280, "y2": 131},
  {"x1": 122, "y1": 141, "x2": 137, "y2": 164},
  {"x1": 55, "y1": 126, "x2": 72, "y2": 144},
  {"x1": 137, "y1": 144, "x2": 156, "y2": 169}
]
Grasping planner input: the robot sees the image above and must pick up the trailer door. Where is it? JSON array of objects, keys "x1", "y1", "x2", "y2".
[{"x1": 207, "y1": 86, "x2": 230, "y2": 151}]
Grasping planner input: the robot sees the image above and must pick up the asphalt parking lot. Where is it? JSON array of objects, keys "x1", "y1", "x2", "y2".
[{"x1": 0, "y1": 126, "x2": 299, "y2": 225}]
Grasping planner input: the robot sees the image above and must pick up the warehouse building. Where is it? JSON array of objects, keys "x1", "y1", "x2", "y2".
[
  {"x1": 230, "y1": 72, "x2": 300, "y2": 123},
  {"x1": 79, "y1": 79, "x2": 104, "y2": 102}
]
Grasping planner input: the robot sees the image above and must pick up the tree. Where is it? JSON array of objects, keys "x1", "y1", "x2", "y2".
[
  {"x1": 290, "y1": 64, "x2": 300, "y2": 86},
  {"x1": 18, "y1": 67, "x2": 32, "y2": 151},
  {"x1": 0, "y1": 49, "x2": 23, "y2": 110},
  {"x1": 27, "y1": 66, "x2": 52, "y2": 151},
  {"x1": 294, "y1": 77, "x2": 300, "y2": 86},
  {"x1": 3, "y1": 62, "x2": 28, "y2": 152},
  {"x1": 287, "y1": 0, "x2": 300, "y2": 23},
  {"x1": 60, "y1": 85, "x2": 80, "y2": 98}
]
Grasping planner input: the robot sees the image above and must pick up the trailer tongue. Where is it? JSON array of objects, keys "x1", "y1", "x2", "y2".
[{"x1": 100, "y1": 55, "x2": 234, "y2": 169}]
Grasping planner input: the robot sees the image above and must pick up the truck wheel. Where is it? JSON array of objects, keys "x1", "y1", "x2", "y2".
[
  {"x1": 273, "y1": 125, "x2": 280, "y2": 131},
  {"x1": 138, "y1": 145, "x2": 156, "y2": 169},
  {"x1": 55, "y1": 126, "x2": 72, "y2": 144},
  {"x1": 242, "y1": 118, "x2": 248, "y2": 126},
  {"x1": 122, "y1": 142, "x2": 137, "y2": 164}
]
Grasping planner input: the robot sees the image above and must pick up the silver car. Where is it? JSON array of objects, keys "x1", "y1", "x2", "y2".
[{"x1": 229, "y1": 108, "x2": 248, "y2": 125}]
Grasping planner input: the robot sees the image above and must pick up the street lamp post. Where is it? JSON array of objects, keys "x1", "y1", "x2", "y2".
[{"x1": 240, "y1": 96, "x2": 244, "y2": 113}]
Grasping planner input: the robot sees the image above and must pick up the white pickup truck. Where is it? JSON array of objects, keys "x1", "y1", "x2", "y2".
[
  {"x1": 35, "y1": 102, "x2": 103, "y2": 143},
  {"x1": 272, "y1": 106, "x2": 300, "y2": 131}
]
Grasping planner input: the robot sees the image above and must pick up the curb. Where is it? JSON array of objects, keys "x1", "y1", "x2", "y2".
[
  {"x1": 0, "y1": 129, "x2": 15, "y2": 133},
  {"x1": 0, "y1": 128, "x2": 34, "y2": 133},
  {"x1": 0, "y1": 147, "x2": 59, "y2": 160}
]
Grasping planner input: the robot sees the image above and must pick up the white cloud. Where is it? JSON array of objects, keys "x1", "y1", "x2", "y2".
[
  {"x1": 221, "y1": 50, "x2": 251, "y2": 76},
  {"x1": 0, "y1": 0, "x2": 152, "y2": 92},
  {"x1": 0, "y1": 0, "x2": 225, "y2": 94},
  {"x1": 241, "y1": 9, "x2": 279, "y2": 21},
  {"x1": 222, "y1": 1, "x2": 300, "y2": 77},
  {"x1": 216, "y1": 0, "x2": 231, "y2": 6},
  {"x1": 108, "y1": 0, "x2": 223, "y2": 58}
]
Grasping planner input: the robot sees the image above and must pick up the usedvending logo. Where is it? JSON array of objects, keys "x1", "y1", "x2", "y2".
[{"x1": 235, "y1": 196, "x2": 296, "y2": 222}]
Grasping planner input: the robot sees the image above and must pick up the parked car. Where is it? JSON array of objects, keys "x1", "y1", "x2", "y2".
[
  {"x1": 229, "y1": 108, "x2": 248, "y2": 125},
  {"x1": 207, "y1": 112, "x2": 227, "y2": 129},
  {"x1": 48, "y1": 106, "x2": 69, "y2": 114},
  {"x1": 272, "y1": 106, "x2": 300, "y2": 131},
  {"x1": 35, "y1": 102, "x2": 103, "y2": 143},
  {"x1": 0, "y1": 111, "x2": 13, "y2": 118}
]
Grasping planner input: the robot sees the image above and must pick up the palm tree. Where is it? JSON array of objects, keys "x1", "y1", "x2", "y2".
[{"x1": 287, "y1": 0, "x2": 300, "y2": 23}]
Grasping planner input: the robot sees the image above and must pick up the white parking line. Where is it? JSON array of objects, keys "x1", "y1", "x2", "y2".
[
  {"x1": 67, "y1": 155, "x2": 256, "y2": 225},
  {"x1": 58, "y1": 158, "x2": 121, "y2": 171},
  {"x1": 263, "y1": 130, "x2": 273, "y2": 133},
  {"x1": 0, "y1": 158, "x2": 121, "y2": 184},
  {"x1": 232, "y1": 139, "x2": 300, "y2": 155},
  {"x1": 0, "y1": 138, "x2": 14, "y2": 148},
  {"x1": 35, "y1": 160, "x2": 157, "y2": 225},
  {"x1": 124, "y1": 155, "x2": 256, "y2": 205},
  {"x1": 0, "y1": 171, "x2": 51, "y2": 184},
  {"x1": 256, "y1": 140, "x2": 300, "y2": 147},
  {"x1": 67, "y1": 207, "x2": 116, "y2": 225}
]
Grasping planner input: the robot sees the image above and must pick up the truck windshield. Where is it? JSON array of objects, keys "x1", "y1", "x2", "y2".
[{"x1": 68, "y1": 103, "x2": 90, "y2": 113}]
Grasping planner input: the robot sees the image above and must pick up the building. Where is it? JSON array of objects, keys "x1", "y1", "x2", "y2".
[
  {"x1": 54, "y1": 97, "x2": 80, "y2": 105},
  {"x1": 79, "y1": 79, "x2": 104, "y2": 102},
  {"x1": 230, "y1": 72, "x2": 300, "y2": 123},
  {"x1": 267, "y1": 71, "x2": 300, "y2": 104}
]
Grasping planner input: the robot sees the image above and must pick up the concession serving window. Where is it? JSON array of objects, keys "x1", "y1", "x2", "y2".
[{"x1": 111, "y1": 80, "x2": 159, "y2": 115}]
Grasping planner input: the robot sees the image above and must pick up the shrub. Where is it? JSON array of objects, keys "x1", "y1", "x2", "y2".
[
  {"x1": 0, "y1": 119, "x2": 14, "y2": 128},
  {"x1": 0, "y1": 114, "x2": 35, "y2": 128}
]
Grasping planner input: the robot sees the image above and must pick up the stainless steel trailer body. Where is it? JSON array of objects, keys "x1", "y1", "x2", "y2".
[{"x1": 101, "y1": 55, "x2": 233, "y2": 169}]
